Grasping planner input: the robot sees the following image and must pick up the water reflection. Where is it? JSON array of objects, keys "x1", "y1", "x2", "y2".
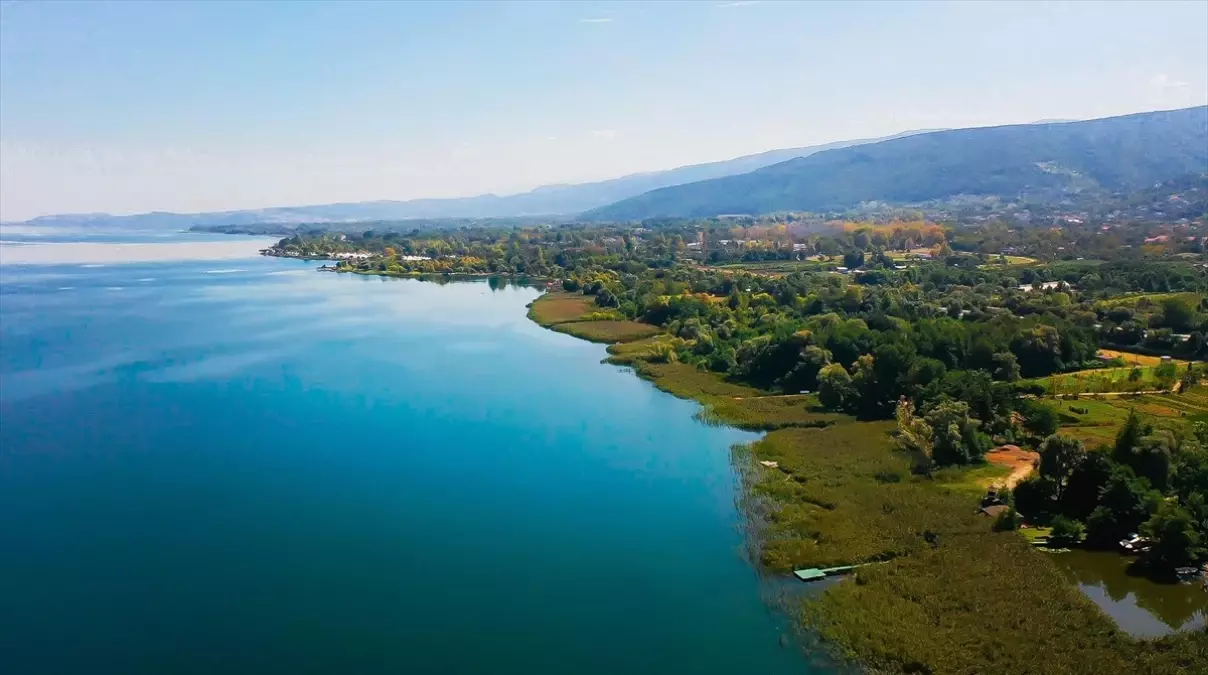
[{"x1": 1048, "y1": 550, "x2": 1208, "y2": 638}]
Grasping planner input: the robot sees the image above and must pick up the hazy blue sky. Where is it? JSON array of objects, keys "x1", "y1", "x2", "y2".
[{"x1": 1, "y1": 0, "x2": 1206, "y2": 220}]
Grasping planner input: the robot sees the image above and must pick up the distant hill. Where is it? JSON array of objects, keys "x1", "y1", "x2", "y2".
[
  {"x1": 585, "y1": 106, "x2": 1208, "y2": 221},
  {"x1": 8, "y1": 131, "x2": 933, "y2": 230}
]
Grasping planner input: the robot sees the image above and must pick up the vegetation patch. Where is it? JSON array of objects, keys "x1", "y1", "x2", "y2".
[
  {"x1": 699, "y1": 395, "x2": 846, "y2": 431},
  {"x1": 631, "y1": 361, "x2": 764, "y2": 400},
  {"x1": 526, "y1": 292, "x2": 595, "y2": 326},
  {"x1": 550, "y1": 320, "x2": 661, "y2": 343},
  {"x1": 744, "y1": 420, "x2": 1208, "y2": 675},
  {"x1": 748, "y1": 422, "x2": 986, "y2": 571},
  {"x1": 802, "y1": 532, "x2": 1206, "y2": 675},
  {"x1": 1027, "y1": 361, "x2": 1191, "y2": 395}
]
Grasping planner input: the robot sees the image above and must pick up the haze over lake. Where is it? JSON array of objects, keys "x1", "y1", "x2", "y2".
[{"x1": 0, "y1": 236, "x2": 809, "y2": 674}]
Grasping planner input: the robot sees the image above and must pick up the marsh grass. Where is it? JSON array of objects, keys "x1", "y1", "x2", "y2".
[
  {"x1": 742, "y1": 421, "x2": 1208, "y2": 674},
  {"x1": 551, "y1": 320, "x2": 661, "y2": 343},
  {"x1": 526, "y1": 292, "x2": 595, "y2": 326}
]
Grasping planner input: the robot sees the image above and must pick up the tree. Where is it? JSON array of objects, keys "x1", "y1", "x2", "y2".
[
  {"x1": 817, "y1": 363, "x2": 854, "y2": 410},
  {"x1": 850, "y1": 354, "x2": 883, "y2": 418},
  {"x1": 1154, "y1": 360, "x2": 1178, "y2": 388},
  {"x1": 1021, "y1": 401, "x2": 1060, "y2": 437},
  {"x1": 1142, "y1": 504, "x2": 1204, "y2": 570},
  {"x1": 1158, "y1": 296, "x2": 1196, "y2": 332},
  {"x1": 1062, "y1": 451, "x2": 1113, "y2": 521},
  {"x1": 991, "y1": 351, "x2": 1021, "y2": 382},
  {"x1": 1038, "y1": 435, "x2": 1086, "y2": 499},
  {"x1": 993, "y1": 506, "x2": 1022, "y2": 532},
  {"x1": 895, "y1": 397, "x2": 934, "y2": 474},
  {"x1": 1014, "y1": 475, "x2": 1060, "y2": 523},
  {"x1": 924, "y1": 400, "x2": 990, "y2": 466},
  {"x1": 1112, "y1": 409, "x2": 1145, "y2": 465},
  {"x1": 843, "y1": 249, "x2": 865, "y2": 269},
  {"x1": 1085, "y1": 467, "x2": 1157, "y2": 547},
  {"x1": 1049, "y1": 516, "x2": 1085, "y2": 546}
]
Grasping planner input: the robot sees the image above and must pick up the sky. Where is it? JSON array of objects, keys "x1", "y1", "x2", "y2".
[{"x1": 1, "y1": 0, "x2": 1206, "y2": 221}]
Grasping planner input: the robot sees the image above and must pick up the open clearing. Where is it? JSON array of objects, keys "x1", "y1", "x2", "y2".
[{"x1": 984, "y1": 445, "x2": 1039, "y2": 488}]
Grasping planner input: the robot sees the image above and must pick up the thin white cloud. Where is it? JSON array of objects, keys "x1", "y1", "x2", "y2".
[
  {"x1": 589, "y1": 129, "x2": 618, "y2": 140},
  {"x1": 1150, "y1": 73, "x2": 1189, "y2": 89},
  {"x1": 578, "y1": 17, "x2": 613, "y2": 24},
  {"x1": 717, "y1": 1, "x2": 761, "y2": 7}
]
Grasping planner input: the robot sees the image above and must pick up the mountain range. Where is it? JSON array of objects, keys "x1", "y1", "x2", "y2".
[
  {"x1": 9, "y1": 106, "x2": 1206, "y2": 230},
  {"x1": 6, "y1": 130, "x2": 933, "y2": 230},
  {"x1": 586, "y1": 106, "x2": 1208, "y2": 220}
]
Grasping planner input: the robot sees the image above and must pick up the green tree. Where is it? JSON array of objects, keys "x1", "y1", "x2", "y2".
[
  {"x1": 993, "y1": 506, "x2": 1022, "y2": 532},
  {"x1": 1158, "y1": 296, "x2": 1196, "y2": 332},
  {"x1": 1014, "y1": 475, "x2": 1060, "y2": 523},
  {"x1": 895, "y1": 397, "x2": 934, "y2": 474},
  {"x1": 1154, "y1": 360, "x2": 1179, "y2": 387},
  {"x1": 1049, "y1": 516, "x2": 1086, "y2": 546},
  {"x1": 1037, "y1": 435, "x2": 1086, "y2": 497},
  {"x1": 1085, "y1": 467, "x2": 1158, "y2": 547},
  {"x1": 817, "y1": 363, "x2": 854, "y2": 411},
  {"x1": 1062, "y1": 451, "x2": 1114, "y2": 521},
  {"x1": 1142, "y1": 504, "x2": 1204, "y2": 570},
  {"x1": 991, "y1": 351, "x2": 1021, "y2": 382},
  {"x1": 924, "y1": 400, "x2": 990, "y2": 466},
  {"x1": 1112, "y1": 410, "x2": 1145, "y2": 465},
  {"x1": 1021, "y1": 401, "x2": 1060, "y2": 437}
]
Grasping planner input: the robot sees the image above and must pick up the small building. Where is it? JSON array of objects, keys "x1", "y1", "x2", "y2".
[{"x1": 980, "y1": 504, "x2": 1011, "y2": 518}]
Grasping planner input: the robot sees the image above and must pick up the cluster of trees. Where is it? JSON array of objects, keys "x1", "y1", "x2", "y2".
[
  {"x1": 1009, "y1": 414, "x2": 1208, "y2": 573},
  {"x1": 275, "y1": 217, "x2": 1206, "y2": 371}
]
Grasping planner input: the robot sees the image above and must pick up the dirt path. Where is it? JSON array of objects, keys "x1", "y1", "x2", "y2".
[{"x1": 985, "y1": 446, "x2": 1040, "y2": 489}]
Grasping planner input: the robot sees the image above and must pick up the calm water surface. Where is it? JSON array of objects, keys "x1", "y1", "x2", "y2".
[
  {"x1": 1048, "y1": 550, "x2": 1208, "y2": 638},
  {"x1": 0, "y1": 240, "x2": 811, "y2": 674}
]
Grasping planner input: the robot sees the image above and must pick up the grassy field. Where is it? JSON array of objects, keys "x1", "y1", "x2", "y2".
[
  {"x1": 618, "y1": 361, "x2": 844, "y2": 431},
  {"x1": 1049, "y1": 387, "x2": 1207, "y2": 446},
  {"x1": 629, "y1": 361, "x2": 763, "y2": 399},
  {"x1": 1097, "y1": 349, "x2": 1181, "y2": 367},
  {"x1": 529, "y1": 292, "x2": 664, "y2": 345},
  {"x1": 1026, "y1": 363, "x2": 1187, "y2": 395},
  {"x1": 980, "y1": 254, "x2": 1038, "y2": 266},
  {"x1": 711, "y1": 260, "x2": 829, "y2": 275},
  {"x1": 698, "y1": 395, "x2": 846, "y2": 431},
  {"x1": 1095, "y1": 291, "x2": 1202, "y2": 310},
  {"x1": 551, "y1": 320, "x2": 661, "y2": 343},
  {"x1": 744, "y1": 420, "x2": 1208, "y2": 675},
  {"x1": 526, "y1": 292, "x2": 595, "y2": 326}
]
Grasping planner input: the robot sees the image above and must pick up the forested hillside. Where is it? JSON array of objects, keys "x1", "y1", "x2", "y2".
[{"x1": 587, "y1": 106, "x2": 1208, "y2": 220}]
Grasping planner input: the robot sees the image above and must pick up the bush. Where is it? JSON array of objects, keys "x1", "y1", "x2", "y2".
[
  {"x1": 1014, "y1": 476, "x2": 1059, "y2": 524},
  {"x1": 993, "y1": 506, "x2": 1022, "y2": 532},
  {"x1": 1021, "y1": 400, "x2": 1060, "y2": 437},
  {"x1": 1050, "y1": 516, "x2": 1086, "y2": 545}
]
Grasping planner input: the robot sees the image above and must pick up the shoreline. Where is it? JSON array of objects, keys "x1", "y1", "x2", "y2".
[{"x1": 521, "y1": 289, "x2": 1208, "y2": 675}]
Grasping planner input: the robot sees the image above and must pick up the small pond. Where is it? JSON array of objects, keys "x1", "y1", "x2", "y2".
[{"x1": 1048, "y1": 550, "x2": 1208, "y2": 638}]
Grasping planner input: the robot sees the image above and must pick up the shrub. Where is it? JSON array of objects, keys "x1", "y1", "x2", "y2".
[{"x1": 1050, "y1": 516, "x2": 1086, "y2": 545}]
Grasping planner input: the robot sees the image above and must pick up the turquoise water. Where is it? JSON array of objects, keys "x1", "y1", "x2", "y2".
[{"x1": 0, "y1": 243, "x2": 809, "y2": 674}]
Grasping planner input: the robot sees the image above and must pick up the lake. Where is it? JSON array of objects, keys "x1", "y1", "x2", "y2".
[
  {"x1": 0, "y1": 238, "x2": 812, "y2": 674},
  {"x1": 1048, "y1": 549, "x2": 1208, "y2": 638}
]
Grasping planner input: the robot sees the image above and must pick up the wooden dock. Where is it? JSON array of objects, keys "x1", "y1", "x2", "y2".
[{"x1": 792, "y1": 562, "x2": 874, "y2": 582}]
